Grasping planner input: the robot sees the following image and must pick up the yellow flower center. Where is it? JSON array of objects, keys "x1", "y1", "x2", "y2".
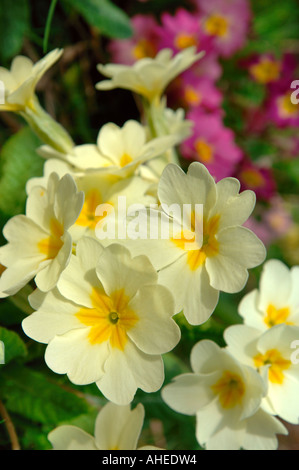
[
  {"x1": 119, "y1": 153, "x2": 133, "y2": 168},
  {"x1": 133, "y1": 39, "x2": 157, "y2": 60},
  {"x1": 194, "y1": 138, "x2": 214, "y2": 163},
  {"x1": 204, "y1": 14, "x2": 229, "y2": 38},
  {"x1": 38, "y1": 218, "x2": 64, "y2": 260},
  {"x1": 184, "y1": 85, "x2": 202, "y2": 106},
  {"x1": 240, "y1": 168, "x2": 265, "y2": 188},
  {"x1": 76, "y1": 189, "x2": 113, "y2": 230},
  {"x1": 278, "y1": 93, "x2": 299, "y2": 118},
  {"x1": 254, "y1": 349, "x2": 291, "y2": 384},
  {"x1": 172, "y1": 214, "x2": 220, "y2": 271},
  {"x1": 174, "y1": 33, "x2": 198, "y2": 50},
  {"x1": 250, "y1": 58, "x2": 281, "y2": 84},
  {"x1": 264, "y1": 304, "x2": 292, "y2": 328},
  {"x1": 76, "y1": 287, "x2": 138, "y2": 350},
  {"x1": 211, "y1": 370, "x2": 245, "y2": 409}
]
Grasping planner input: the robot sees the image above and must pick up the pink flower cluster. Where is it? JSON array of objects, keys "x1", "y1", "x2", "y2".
[
  {"x1": 107, "y1": 0, "x2": 298, "y2": 245},
  {"x1": 108, "y1": 1, "x2": 251, "y2": 182}
]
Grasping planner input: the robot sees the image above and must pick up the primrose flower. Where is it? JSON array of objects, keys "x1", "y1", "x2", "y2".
[
  {"x1": 196, "y1": 0, "x2": 251, "y2": 57},
  {"x1": 0, "y1": 49, "x2": 63, "y2": 113},
  {"x1": 0, "y1": 49, "x2": 74, "y2": 153},
  {"x1": 181, "y1": 109, "x2": 242, "y2": 181},
  {"x1": 48, "y1": 402, "x2": 161, "y2": 450},
  {"x1": 124, "y1": 162, "x2": 266, "y2": 325},
  {"x1": 238, "y1": 259, "x2": 299, "y2": 332},
  {"x1": 162, "y1": 340, "x2": 287, "y2": 450},
  {"x1": 0, "y1": 173, "x2": 84, "y2": 296},
  {"x1": 224, "y1": 323, "x2": 299, "y2": 424},
  {"x1": 22, "y1": 239, "x2": 180, "y2": 405},
  {"x1": 96, "y1": 47, "x2": 204, "y2": 105},
  {"x1": 38, "y1": 120, "x2": 180, "y2": 178}
]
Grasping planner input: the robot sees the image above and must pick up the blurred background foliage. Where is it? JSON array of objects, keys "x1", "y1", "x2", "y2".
[{"x1": 0, "y1": 0, "x2": 298, "y2": 450}]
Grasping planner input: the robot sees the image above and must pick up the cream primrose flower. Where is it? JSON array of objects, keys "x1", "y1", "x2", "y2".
[
  {"x1": 96, "y1": 47, "x2": 205, "y2": 106},
  {"x1": 162, "y1": 340, "x2": 287, "y2": 450},
  {"x1": 0, "y1": 49, "x2": 74, "y2": 153},
  {"x1": 22, "y1": 238, "x2": 181, "y2": 405},
  {"x1": 37, "y1": 120, "x2": 181, "y2": 179},
  {"x1": 25, "y1": 158, "x2": 156, "y2": 245},
  {"x1": 0, "y1": 172, "x2": 84, "y2": 296},
  {"x1": 224, "y1": 323, "x2": 299, "y2": 424},
  {"x1": 238, "y1": 259, "x2": 299, "y2": 332},
  {"x1": 123, "y1": 162, "x2": 266, "y2": 325},
  {"x1": 48, "y1": 402, "x2": 162, "y2": 450}
]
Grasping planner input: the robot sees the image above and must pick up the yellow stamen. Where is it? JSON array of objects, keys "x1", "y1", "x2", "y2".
[
  {"x1": 194, "y1": 138, "x2": 214, "y2": 163},
  {"x1": 211, "y1": 370, "x2": 245, "y2": 409},
  {"x1": 76, "y1": 287, "x2": 138, "y2": 350},
  {"x1": 172, "y1": 214, "x2": 220, "y2": 271},
  {"x1": 278, "y1": 93, "x2": 299, "y2": 118},
  {"x1": 120, "y1": 153, "x2": 133, "y2": 168},
  {"x1": 133, "y1": 39, "x2": 157, "y2": 60},
  {"x1": 254, "y1": 349, "x2": 291, "y2": 384},
  {"x1": 174, "y1": 33, "x2": 198, "y2": 50},
  {"x1": 204, "y1": 15, "x2": 229, "y2": 38},
  {"x1": 76, "y1": 189, "x2": 107, "y2": 229},
  {"x1": 250, "y1": 58, "x2": 281, "y2": 84},
  {"x1": 240, "y1": 168, "x2": 264, "y2": 188},
  {"x1": 184, "y1": 85, "x2": 202, "y2": 106},
  {"x1": 264, "y1": 304, "x2": 292, "y2": 328},
  {"x1": 38, "y1": 218, "x2": 64, "y2": 260}
]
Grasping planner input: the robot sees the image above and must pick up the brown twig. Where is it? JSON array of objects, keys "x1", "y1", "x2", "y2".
[{"x1": 0, "y1": 399, "x2": 21, "y2": 450}]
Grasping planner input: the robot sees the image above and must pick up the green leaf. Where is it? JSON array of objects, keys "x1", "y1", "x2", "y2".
[
  {"x1": 0, "y1": 127, "x2": 44, "y2": 217},
  {"x1": 64, "y1": 0, "x2": 133, "y2": 39},
  {"x1": 0, "y1": 364, "x2": 91, "y2": 426},
  {"x1": 0, "y1": 0, "x2": 30, "y2": 62},
  {"x1": 0, "y1": 327, "x2": 27, "y2": 365}
]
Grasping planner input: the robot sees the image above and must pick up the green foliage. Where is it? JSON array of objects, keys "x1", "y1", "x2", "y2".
[
  {"x1": 0, "y1": 127, "x2": 43, "y2": 217},
  {"x1": 63, "y1": 0, "x2": 133, "y2": 39},
  {"x1": 0, "y1": 0, "x2": 30, "y2": 62}
]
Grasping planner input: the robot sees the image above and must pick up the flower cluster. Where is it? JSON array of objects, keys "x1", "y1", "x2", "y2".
[
  {"x1": 107, "y1": 0, "x2": 299, "y2": 249},
  {"x1": 0, "y1": 10, "x2": 298, "y2": 450},
  {"x1": 162, "y1": 260, "x2": 299, "y2": 450}
]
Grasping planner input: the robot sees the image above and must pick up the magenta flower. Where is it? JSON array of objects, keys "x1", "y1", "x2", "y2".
[
  {"x1": 108, "y1": 15, "x2": 160, "y2": 65},
  {"x1": 180, "y1": 109, "x2": 242, "y2": 180},
  {"x1": 194, "y1": 0, "x2": 251, "y2": 57},
  {"x1": 236, "y1": 158, "x2": 277, "y2": 201},
  {"x1": 244, "y1": 53, "x2": 297, "y2": 86},
  {"x1": 266, "y1": 83, "x2": 299, "y2": 128},
  {"x1": 156, "y1": 8, "x2": 214, "y2": 55},
  {"x1": 167, "y1": 70, "x2": 223, "y2": 112},
  {"x1": 244, "y1": 197, "x2": 293, "y2": 246}
]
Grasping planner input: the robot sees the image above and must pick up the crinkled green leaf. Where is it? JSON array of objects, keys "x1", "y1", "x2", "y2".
[{"x1": 0, "y1": 364, "x2": 91, "y2": 426}]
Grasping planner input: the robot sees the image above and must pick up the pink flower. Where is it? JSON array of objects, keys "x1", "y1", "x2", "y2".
[
  {"x1": 166, "y1": 70, "x2": 223, "y2": 112},
  {"x1": 266, "y1": 83, "x2": 299, "y2": 128},
  {"x1": 235, "y1": 158, "x2": 277, "y2": 201},
  {"x1": 156, "y1": 8, "x2": 214, "y2": 56},
  {"x1": 244, "y1": 197, "x2": 293, "y2": 246},
  {"x1": 180, "y1": 109, "x2": 242, "y2": 180},
  {"x1": 244, "y1": 53, "x2": 297, "y2": 86},
  {"x1": 194, "y1": 0, "x2": 251, "y2": 57},
  {"x1": 108, "y1": 15, "x2": 160, "y2": 65}
]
